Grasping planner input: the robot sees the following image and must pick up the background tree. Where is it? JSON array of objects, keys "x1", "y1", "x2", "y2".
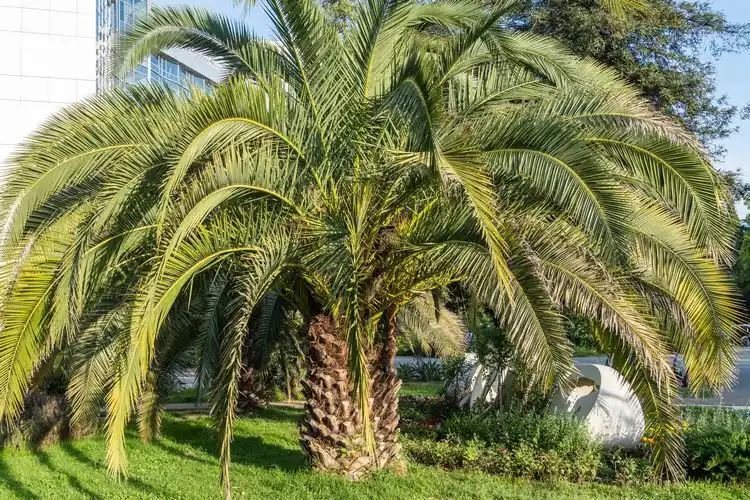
[
  {"x1": 320, "y1": 0, "x2": 356, "y2": 31},
  {"x1": 514, "y1": 0, "x2": 750, "y2": 337},
  {"x1": 734, "y1": 227, "x2": 750, "y2": 317},
  {"x1": 515, "y1": 0, "x2": 750, "y2": 160}
]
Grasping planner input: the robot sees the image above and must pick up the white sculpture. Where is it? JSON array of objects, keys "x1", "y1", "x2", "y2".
[
  {"x1": 551, "y1": 364, "x2": 645, "y2": 448},
  {"x1": 445, "y1": 353, "x2": 509, "y2": 408},
  {"x1": 446, "y1": 355, "x2": 645, "y2": 448}
]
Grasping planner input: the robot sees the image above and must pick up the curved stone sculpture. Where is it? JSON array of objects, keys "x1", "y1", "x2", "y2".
[
  {"x1": 446, "y1": 356, "x2": 645, "y2": 448},
  {"x1": 445, "y1": 354, "x2": 508, "y2": 408},
  {"x1": 551, "y1": 364, "x2": 644, "y2": 448}
]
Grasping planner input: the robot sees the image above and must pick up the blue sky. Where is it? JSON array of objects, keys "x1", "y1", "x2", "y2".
[
  {"x1": 160, "y1": 0, "x2": 750, "y2": 195},
  {"x1": 708, "y1": 1, "x2": 750, "y2": 190}
]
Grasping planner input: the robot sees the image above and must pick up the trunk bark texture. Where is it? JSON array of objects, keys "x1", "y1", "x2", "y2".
[
  {"x1": 369, "y1": 309, "x2": 402, "y2": 467},
  {"x1": 300, "y1": 314, "x2": 369, "y2": 477},
  {"x1": 300, "y1": 313, "x2": 403, "y2": 478}
]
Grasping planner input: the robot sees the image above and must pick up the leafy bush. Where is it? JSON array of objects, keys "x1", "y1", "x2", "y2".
[
  {"x1": 682, "y1": 406, "x2": 750, "y2": 483},
  {"x1": 685, "y1": 428, "x2": 750, "y2": 483},
  {"x1": 682, "y1": 406, "x2": 750, "y2": 434},
  {"x1": 402, "y1": 437, "x2": 599, "y2": 482},
  {"x1": 401, "y1": 402, "x2": 750, "y2": 485},
  {"x1": 441, "y1": 409, "x2": 595, "y2": 455},
  {"x1": 403, "y1": 438, "x2": 467, "y2": 468},
  {"x1": 440, "y1": 355, "x2": 468, "y2": 386},
  {"x1": 399, "y1": 396, "x2": 457, "y2": 439},
  {"x1": 599, "y1": 447, "x2": 654, "y2": 486},
  {"x1": 565, "y1": 314, "x2": 598, "y2": 354},
  {"x1": 403, "y1": 408, "x2": 601, "y2": 483},
  {"x1": 469, "y1": 315, "x2": 514, "y2": 369},
  {"x1": 396, "y1": 363, "x2": 416, "y2": 382},
  {"x1": 412, "y1": 360, "x2": 443, "y2": 381},
  {"x1": 397, "y1": 360, "x2": 444, "y2": 382}
]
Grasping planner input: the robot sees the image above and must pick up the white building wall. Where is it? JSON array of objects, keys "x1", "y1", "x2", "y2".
[{"x1": 0, "y1": 0, "x2": 96, "y2": 176}]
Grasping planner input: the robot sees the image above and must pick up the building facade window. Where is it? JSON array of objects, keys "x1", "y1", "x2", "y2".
[{"x1": 96, "y1": 0, "x2": 214, "y2": 93}]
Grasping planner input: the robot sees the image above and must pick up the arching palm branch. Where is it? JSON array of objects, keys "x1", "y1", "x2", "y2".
[{"x1": 0, "y1": 0, "x2": 740, "y2": 495}]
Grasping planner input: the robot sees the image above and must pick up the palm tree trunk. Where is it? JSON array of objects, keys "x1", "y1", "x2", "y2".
[
  {"x1": 300, "y1": 314, "x2": 373, "y2": 477},
  {"x1": 300, "y1": 313, "x2": 403, "y2": 477},
  {"x1": 370, "y1": 308, "x2": 402, "y2": 468}
]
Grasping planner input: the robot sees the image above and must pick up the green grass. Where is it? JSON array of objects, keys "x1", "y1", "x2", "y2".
[
  {"x1": 0, "y1": 408, "x2": 746, "y2": 499},
  {"x1": 400, "y1": 381, "x2": 443, "y2": 397},
  {"x1": 164, "y1": 387, "x2": 200, "y2": 404},
  {"x1": 573, "y1": 346, "x2": 603, "y2": 357}
]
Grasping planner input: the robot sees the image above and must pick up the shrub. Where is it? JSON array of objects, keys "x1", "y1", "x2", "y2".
[
  {"x1": 685, "y1": 428, "x2": 750, "y2": 483},
  {"x1": 440, "y1": 355, "x2": 468, "y2": 386},
  {"x1": 441, "y1": 409, "x2": 596, "y2": 455},
  {"x1": 402, "y1": 437, "x2": 599, "y2": 482},
  {"x1": 680, "y1": 406, "x2": 750, "y2": 483},
  {"x1": 599, "y1": 446, "x2": 655, "y2": 486},
  {"x1": 565, "y1": 314, "x2": 598, "y2": 354},
  {"x1": 682, "y1": 406, "x2": 750, "y2": 434},
  {"x1": 402, "y1": 438, "x2": 466, "y2": 469},
  {"x1": 412, "y1": 360, "x2": 443, "y2": 381},
  {"x1": 403, "y1": 408, "x2": 601, "y2": 483},
  {"x1": 397, "y1": 359, "x2": 445, "y2": 382},
  {"x1": 396, "y1": 363, "x2": 416, "y2": 382},
  {"x1": 399, "y1": 396, "x2": 457, "y2": 439}
]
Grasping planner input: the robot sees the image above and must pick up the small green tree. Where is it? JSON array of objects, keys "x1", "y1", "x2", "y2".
[{"x1": 734, "y1": 229, "x2": 750, "y2": 312}]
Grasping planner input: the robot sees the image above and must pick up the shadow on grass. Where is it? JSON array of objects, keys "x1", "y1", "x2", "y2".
[
  {"x1": 158, "y1": 409, "x2": 306, "y2": 471},
  {"x1": 248, "y1": 405, "x2": 304, "y2": 423},
  {"x1": 35, "y1": 448, "x2": 103, "y2": 500},
  {"x1": 58, "y1": 440, "x2": 162, "y2": 497},
  {"x1": 0, "y1": 431, "x2": 199, "y2": 498},
  {"x1": 0, "y1": 406, "x2": 307, "y2": 498},
  {"x1": 0, "y1": 444, "x2": 114, "y2": 499},
  {"x1": 0, "y1": 454, "x2": 40, "y2": 499}
]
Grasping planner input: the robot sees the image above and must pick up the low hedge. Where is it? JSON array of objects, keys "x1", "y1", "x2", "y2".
[
  {"x1": 403, "y1": 437, "x2": 601, "y2": 483},
  {"x1": 400, "y1": 401, "x2": 602, "y2": 483},
  {"x1": 399, "y1": 398, "x2": 750, "y2": 485},
  {"x1": 683, "y1": 407, "x2": 750, "y2": 484}
]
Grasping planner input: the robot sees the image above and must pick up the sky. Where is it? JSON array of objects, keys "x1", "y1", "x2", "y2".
[
  {"x1": 708, "y1": 1, "x2": 750, "y2": 204},
  {"x1": 160, "y1": 0, "x2": 750, "y2": 206}
]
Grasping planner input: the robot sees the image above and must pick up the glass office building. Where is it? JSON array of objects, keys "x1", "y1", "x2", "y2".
[
  {"x1": 96, "y1": 0, "x2": 217, "y2": 92},
  {"x1": 1, "y1": 0, "x2": 219, "y2": 185}
]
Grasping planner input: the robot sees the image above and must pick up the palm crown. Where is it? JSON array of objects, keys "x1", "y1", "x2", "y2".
[{"x1": 0, "y1": 0, "x2": 741, "y2": 491}]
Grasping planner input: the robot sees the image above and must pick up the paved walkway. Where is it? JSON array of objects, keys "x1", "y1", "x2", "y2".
[
  {"x1": 680, "y1": 348, "x2": 750, "y2": 407},
  {"x1": 163, "y1": 400, "x2": 304, "y2": 413}
]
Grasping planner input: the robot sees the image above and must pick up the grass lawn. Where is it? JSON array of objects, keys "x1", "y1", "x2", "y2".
[
  {"x1": 0, "y1": 407, "x2": 746, "y2": 499},
  {"x1": 400, "y1": 381, "x2": 443, "y2": 397},
  {"x1": 164, "y1": 387, "x2": 200, "y2": 404}
]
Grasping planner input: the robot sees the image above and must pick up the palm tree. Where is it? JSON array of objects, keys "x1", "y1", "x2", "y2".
[{"x1": 0, "y1": 0, "x2": 740, "y2": 494}]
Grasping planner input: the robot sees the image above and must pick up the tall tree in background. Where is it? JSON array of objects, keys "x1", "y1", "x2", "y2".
[
  {"x1": 734, "y1": 227, "x2": 750, "y2": 313},
  {"x1": 516, "y1": 0, "x2": 750, "y2": 160},
  {"x1": 518, "y1": 0, "x2": 750, "y2": 319},
  {"x1": 320, "y1": 0, "x2": 356, "y2": 31}
]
